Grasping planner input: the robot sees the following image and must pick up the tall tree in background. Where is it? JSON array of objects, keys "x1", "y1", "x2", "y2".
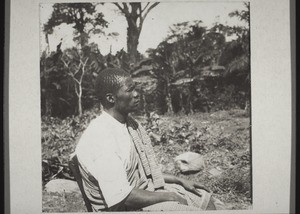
[
  {"x1": 217, "y1": 2, "x2": 249, "y2": 79},
  {"x1": 218, "y1": 2, "x2": 250, "y2": 110},
  {"x1": 147, "y1": 21, "x2": 226, "y2": 114},
  {"x1": 61, "y1": 48, "x2": 88, "y2": 116},
  {"x1": 44, "y1": 3, "x2": 108, "y2": 48},
  {"x1": 42, "y1": 3, "x2": 109, "y2": 116},
  {"x1": 113, "y1": 2, "x2": 159, "y2": 66},
  {"x1": 40, "y1": 42, "x2": 106, "y2": 118}
]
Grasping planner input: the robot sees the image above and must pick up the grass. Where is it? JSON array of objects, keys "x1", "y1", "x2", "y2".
[
  {"x1": 142, "y1": 109, "x2": 252, "y2": 210},
  {"x1": 42, "y1": 190, "x2": 87, "y2": 213},
  {"x1": 42, "y1": 109, "x2": 252, "y2": 211}
]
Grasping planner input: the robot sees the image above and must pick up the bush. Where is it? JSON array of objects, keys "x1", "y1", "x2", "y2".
[
  {"x1": 41, "y1": 108, "x2": 102, "y2": 183},
  {"x1": 42, "y1": 109, "x2": 252, "y2": 209}
]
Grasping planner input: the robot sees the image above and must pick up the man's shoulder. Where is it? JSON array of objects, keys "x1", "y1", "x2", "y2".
[
  {"x1": 77, "y1": 114, "x2": 113, "y2": 145},
  {"x1": 86, "y1": 112, "x2": 114, "y2": 131}
]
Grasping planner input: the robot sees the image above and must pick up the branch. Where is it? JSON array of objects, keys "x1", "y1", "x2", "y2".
[
  {"x1": 139, "y1": 2, "x2": 159, "y2": 31},
  {"x1": 61, "y1": 58, "x2": 70, "y2": 68},
  {"x1": 122, "y1": 3, "x2": 130, "y2": 15},
  {"x1": 74, "y1": 83, "x2": 79, "y2": 97},
  {"x1": 63, "y1": 62, "x2": 80, "y2": 85},
  {"x1": 71, "y1": 75, "x2": 81, "y2": 85},
  {"x1": 193, "y1": 52, "x2": 204, "y2": 65},
  {"x1": 141, "y1": 3, "x2": 150, "y2": 13},
  {"x1": 72, "y1": 63, "x2": 81, "y2": 76},
  {"x1": 79, "y1": 58, "x2": 89, "y2": 83},
  {"x1": 82, "y1": 57, "x2": 89, "y2": 66},
  {"x1": 113, "y1": 3, "x2": 129, "y2": 16},
  {"x1": 45, "y1": 66, "x2": 56, "y2": 73},
  {"x1": 113, "y1": 3, "x2": 123, "y2": 11},
  {"x1": 142, "y1": 2, "x2": 159, "y2": 22},
  {"x1": 87, "y1": 27, "x2": 94, "y2": 35}
]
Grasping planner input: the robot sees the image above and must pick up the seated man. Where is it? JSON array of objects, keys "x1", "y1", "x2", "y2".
[{"x1": 75, "y1": 68, "x2": 224, "y2": 212}]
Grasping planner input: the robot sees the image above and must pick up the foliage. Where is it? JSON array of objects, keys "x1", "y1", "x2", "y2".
[
  {"x1": 40, "y1": 49, "x2": 75, "y2": 117},
  {"x1": 41, "y1": 3, "x2": 252, "y2": 211},
  {"x1": 42, "y1": 191, "x2": 86, "y2": 212},
  {"x1": 44, "y1": 3, "x2": 108, "y2": 47},
  {"x1": 42, "y1": 109, "x2": 251, "y2": 210},
  {"x1": 41, "y1": 3, "x2": 250, "y2": 118},
  {"x1": 141, "y1": 110, "x2": 252, "y2": 209},
  {"x1": 142, "y1": 3, "x2": 250, "y2": 114},
  {"x1": 146, "y1": 21, "x2": 234, "y2": 114},
  {"x1": 41, "y1": 43, "x2": 107, "y2": 117},
  {"x1": 41, "y1": 108, "x2": 101, "y2": 168},
  {"x1": 219, "y1": 2, "x2": 250, "y2": 90},
  {"x1": 42, "y1": 156, "x2": 74, "y2": 185}
]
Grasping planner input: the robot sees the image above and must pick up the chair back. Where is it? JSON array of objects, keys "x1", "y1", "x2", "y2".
[{"x1": 69, "y1": 155, "x2": 93, "y2": 212}]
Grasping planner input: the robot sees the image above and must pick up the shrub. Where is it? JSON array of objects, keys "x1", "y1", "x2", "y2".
[{"x1": 41, "y1": 108, "x2": 102, "y2": 183}]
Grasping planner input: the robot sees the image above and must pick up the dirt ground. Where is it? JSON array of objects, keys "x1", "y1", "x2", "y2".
[{"x1": 42, "y1": 109, "x2": 252, "y2": 212}]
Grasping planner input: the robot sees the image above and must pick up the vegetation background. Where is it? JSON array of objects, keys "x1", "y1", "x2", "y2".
[{"x1": 40, "y1": 2, "x2": 251, "y2": 212}]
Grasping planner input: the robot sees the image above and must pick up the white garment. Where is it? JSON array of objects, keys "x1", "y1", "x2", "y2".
[{"x1": 75, "y1": 111, "x2": 133, "y2": 208}]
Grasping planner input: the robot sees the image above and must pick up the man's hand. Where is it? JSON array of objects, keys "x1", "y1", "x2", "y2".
[
  {"x1": 179, "y1": 179, "x2": 210, "y2": 197},
  {"x1": 167, "y1": 192, "x2": 188, "y2": 205},
  {"x1": 123, "y1": 188, "x2": 188, "y2": 210},
  {"x1": 163, "y1": 173, "x2": 210, "y2": 197}
]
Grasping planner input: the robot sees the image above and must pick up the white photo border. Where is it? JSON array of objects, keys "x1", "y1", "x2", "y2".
[{"x1": 7, "y1": 0, "x2": 293, "y2": 213}]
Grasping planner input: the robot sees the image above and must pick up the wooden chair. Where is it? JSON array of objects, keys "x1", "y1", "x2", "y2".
[{"x1": 68, "y1": 155, "x2": 93, "y2": 212}]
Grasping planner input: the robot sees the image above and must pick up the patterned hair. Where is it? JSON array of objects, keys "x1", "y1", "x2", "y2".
[{"x1": 95, "y1": 68, "x2": 130, "y2": 105}]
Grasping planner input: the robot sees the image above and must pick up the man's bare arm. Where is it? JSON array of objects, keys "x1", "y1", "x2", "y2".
[
  {"x1": 163, "y1": 173, "x2": 183, "y2": 185},
  {"x1": 163, "y1": 173, "x2": 210, "y2": 196},
  {"x1": 123, "y1": 188, "x2": 187, "y2": 210}
]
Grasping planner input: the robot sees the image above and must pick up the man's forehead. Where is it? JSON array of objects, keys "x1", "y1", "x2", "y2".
[
  {"x1": 124, "y1": 77, "x2": 134, "y2": 85},
  {"x1": 115, "y1": 76, "x2": 133, "y2": 91}
]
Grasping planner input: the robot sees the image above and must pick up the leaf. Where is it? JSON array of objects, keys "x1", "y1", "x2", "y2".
[
  {"x1": 171, "y1": 78, "x2": 194, "y2": 86},
  {"x1": 93, "y1": 28, "x2": 102, "y2": 34}
]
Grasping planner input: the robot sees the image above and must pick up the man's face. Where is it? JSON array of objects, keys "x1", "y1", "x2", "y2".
[{"x1": 114, "y1": 77, "x2": 139, "y2": 114}]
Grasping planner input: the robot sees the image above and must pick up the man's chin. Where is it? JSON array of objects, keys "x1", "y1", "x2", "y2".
[{"x1": 128, "y1": 106, "x2": 139, "y2": 113}]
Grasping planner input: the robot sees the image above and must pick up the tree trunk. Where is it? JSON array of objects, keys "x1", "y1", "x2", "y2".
[
  {"x1": 127, "y1": 21, "x2": 140, "y2": 66},
  {"x1": 114, "y1": 2, "x2": 159, "y2": 68},
  {"x1": 187, "y1": 92, "x2": 194, "y2": 114},
  {"x1": 78, "y1": 95, "x2": 82, "y2": 116},
  {"x1": 77, "y1": 84, "x2": 83, "y2": 116},
  {"x1": 166, "y1": 92, "x2": 173, "y2": 113},
  {"x1": 165, "y1": 77, "x2": 173, "y2": 113},
  {"x1": 156, "y1": 79, "x2": 168, "y2": 114}
]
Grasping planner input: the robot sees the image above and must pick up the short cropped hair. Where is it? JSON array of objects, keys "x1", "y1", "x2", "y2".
[{"x1": 95, "y1": 68, "x2": 130, "y2": 106}]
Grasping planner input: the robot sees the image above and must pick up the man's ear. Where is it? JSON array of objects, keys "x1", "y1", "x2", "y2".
[{"x1": 105, "y1": 93, "x2": 115, "y2": 104}]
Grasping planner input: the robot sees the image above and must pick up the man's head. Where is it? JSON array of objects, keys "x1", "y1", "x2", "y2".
[{"x1": 95, "y1": 68, "x2": 139, "y2": 114}]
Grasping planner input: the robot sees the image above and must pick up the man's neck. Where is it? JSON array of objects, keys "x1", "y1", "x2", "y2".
[{"x1": 104, "y1": 108, "x2": 128, "y2": 124}]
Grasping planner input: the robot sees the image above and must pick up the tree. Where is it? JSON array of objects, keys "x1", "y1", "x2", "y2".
[
  {"x1": 218, "y1": 2, "x2": 249, "y2": 79},
  {"x1": 113, "y1": 2, "x2": 159, "y2": 66},
  {"x1": 218, "y1": 2, "x2": 250, "y2": 110},
  {"x1": 60, "y1": 44, "x2": 106, "y2": 116},
  {"x1": 41, "y1": 41, "x2": 107, "y2": 118},
  {"x1": 61, "y1": 49, "x2": 87, "y2": 116},
  {"x1": 40, "y1": 48, "x2": 76, "y2": 118},
  {"x1": 44, "y1": 3, "x2": 108, "y2": 48},
  {"x1": 147, "y1": 21, "x2": 226, "y2": 114}
]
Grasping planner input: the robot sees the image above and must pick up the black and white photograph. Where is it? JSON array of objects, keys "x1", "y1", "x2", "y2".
[
  {"x1": 6, "y1": 0, "x2": 294, "y2": 213},
  {"x1": 39, "y1": 1, "x2": 252, "y2": 212}
]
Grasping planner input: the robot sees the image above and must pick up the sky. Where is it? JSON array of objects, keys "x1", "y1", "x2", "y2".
[{"x1": 40, "y1": 2, "x2": 248, "y2": 56}]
